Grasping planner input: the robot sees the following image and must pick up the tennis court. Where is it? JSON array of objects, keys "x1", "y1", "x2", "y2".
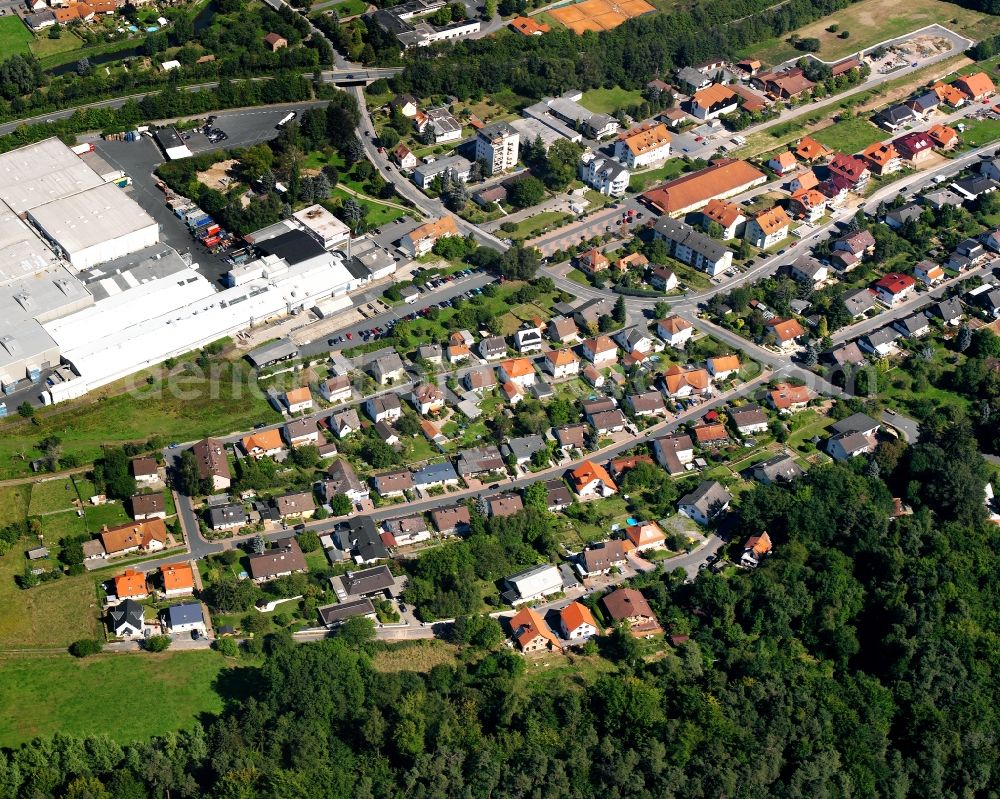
[{"x1": 550, "y1": 0, "x2": 655, "y2": 33}]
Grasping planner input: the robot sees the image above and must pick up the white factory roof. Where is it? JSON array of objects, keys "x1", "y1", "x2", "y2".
[
  {"x1": 509, "y1": 117, "x2": 569, "y2": 151},
  {"x1": 293, "y1": 204, "x2": 351, "y2": 247},
  {"x1": 2, "y1": 265, "x2": 92, "y2": 324},
  {"x1": 0, "y1": 201, "x2": 60, "y2": 286},
  {"x1": 0, "y1": 137, "x2": 105, "y2": 214},
  {"x1": 27, "y1": 182, "x2": 157, "y2": 256}
]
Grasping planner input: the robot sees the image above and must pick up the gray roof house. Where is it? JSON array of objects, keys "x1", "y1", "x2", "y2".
[
  {"x1": 369, "y1": 352, "x2": 407, "y2": 384},
  {"x1": 501, "y1": 435, "x2": 547, "y2": 465},
  {"x1": 751, "y1": 453, "x2": 804, "y2": 485},
  {"x1": 108, "y1": 599, "x2": 144, "y2": 638},
  {"x1": 412, "y1": 460, "x2": 460, "y2": 488},
  {"x1": 678, "y1": 480, "x2": 732, "y2": 525}
]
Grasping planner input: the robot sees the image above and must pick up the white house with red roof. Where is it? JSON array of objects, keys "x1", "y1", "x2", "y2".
[{"x1": 874, "y1": 273, "x2": 916, "y2": 306}]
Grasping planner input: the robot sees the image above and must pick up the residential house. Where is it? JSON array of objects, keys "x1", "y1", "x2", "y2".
[
  {"x1": 319, "y1": 375, "x2": 352, "y2": 404},
  {"x1": 614, "y1": 122, "x2": 672, "y2": 169},
  {"x1": 678, "y1": 480, "x2": 732, "y2": 525},
  {"x1": 730, "y1": 404, "x2": 769, "y2": 435},
  {"x1": 893, "y1": 314, "x2": 930, "y2": 338},
  {"x1": 906, "y1": 91, "x2": 939, "y2": 117},
  {"x1": 832, "y1": 229, "x2": 876, "y2": 271},
  {"x1": 828, "y1": 153, "x2": 869, "y2": 190},
  {"x1": 625, "y1": 520, "x2": 666, "y2": 552},
  {"x1": 893, "y1": 131, "x2": 935, "y2": 165},
  {"x1": 501, "y1": 434, "x2": 547, "y2": 467},
  {"x1": 615, "y1": 252, "x2": 649, "y2": 273},
  {"x1": 390, "y1": 93, "x2": 419, "y2": 117},
  {"x1": 657, "y1": 315, "x2": 694, "y2": 348},
  {"x1": 447, "y1": 344, "x2": 472, "y2": 364},
  {"x1": 369, "y1": 352, "x2": 407, "y2": 385},
  {"x1": 922, "y1": 188, "x2": 966, "y2": 210},
  {"x1": 24, "y1": 10, "x2": 57, "y2": 30},
  {"x1": 283, "y1": 417, "x2": 319, "y2": 448},
  {"x1": 700, "y1": 198, "x2": 747, "y2": 239},
  {"x1": 928, "y1": 123, "x2": 958, "y2": 150},
  {"x1": 951, "y1": 176, "x2": 1000, "y2": 202},
  {"x1": 758, "y1": 68, "x2": 815, "y2": 99},
  {"x1": 411, "y1": 382, "x2": 445, "y2": 415},
  {"x1": 707, "y1": 354, "x2": 741, "y2": 380},
  {"x1": 741, "y1": 531, "x2": 772, "y2": 568},
  {"x1": 768, "y1": 151, "x2": 799, "y2": 175},
  {"x1": 548, "y1": 315, "x2": 580, "y2": 344},
  {"x1": 191, "y1": 438, "x2": 231, "y2": 491},
  {"x1": 431, "y1": 504, "x2": 471, "y2": 535},
  {"x1": 318, "y1": 599, "x2": 378, "y2": 627},
  {"x1": 323, "y1": 458, "x2": 369, "y2": 505},
  {"x1": 843, "y1": 287, "x2": 878, "y2": 318},
  {"x1": 764, "y1": 317, "x2": 805, "y2": 350},
  {"x1": 914, "y1": 260, "x2": 945, "y2": 285},
  {"x1": 504, "y1": 564, "x2": 563, "y2": 605},
  {"x1": 499, "y1": 358, "x2": 536, "y2": 388},
  {"x1": 131, "y1": 457, "x2": 159, "y2": 486},
  {"x1": 100, "y1": 520, "x2": 167, "y2": 558},
  {"x1": 861, "y1": 141, "x2": 902, "y2": 175},
  {"x1": 160, "y1": 563, "x2": 195, "y2": 597},
  {"x1": 273, "y1": 491, "x2": 316, "y2": 520},
  {"x1": 543, "y1": 478, "x2": 574, "y2": 511},
  {"x1": 752, "y1": 453, "x2": 804, "y2": 485},
  {"x1": 628, "y1": 391, "x2": 668, "y2": 418},
  {"x1": 874, "y1": 272, "x2": 916, "y2": 305},
  {"x1": 129, "y1": 493, "x2": 166, "y2": 521},
  {"x1": 614, "y1": 327, "x2": 653, "y2": 355},
  {"x1": 284, "y1": 387, "x2": 313, "y2": 414},
  {"x1": 242, "y1": 429, "x2": 284, "y2": 459},
  {"x1": 365, "y1": 393, "x2": 403, "y2": 423},
  {"x1": 384, "y1": 515, "x2": 431, "y2": 546},
  {"x1": 555, "y1": 424, "x2": 587, "y2": 452},
  {"x1": 954, "y1": 71, "x2": 995, "y2": 102},
  {"x1": 676, "y1": 66, "x2": 711, "y2": 93},
  {"x1": 478, "y1": 335, "x2": 508, "y2": 361},
  {"x1": 573, "y1": 298, "x2": 615, "y2": 330},
  {"x1": 417, "y1": 344, "x2": 443, "y2": 365},
  {"x1": 456, "y1": 445, "x2": 506, "y2": 477},
  {"x1": 247, "y1": 537, "x2": 307, "y2": 583},
  {"x1": 464, "y1": 366, "x2": 497, "y2": 392},
  {"x1": 401, "y1": 216, "x2": 459, "y2": 257},
  {"x1": 393, "y1": 144, "x2": 418, "y2": 169},
  {"x1": 108, "y1": 599, "x2": 144, "y2": 639},
  {"x1": 790, "y1": 258, "x2": 829, "y2": 284},
  {"x1": 560, "y1": 601, "x2": 599, "y2": 640},
  {"x1": 113, "y1": 569, "x2": 148, "y2": 601},
  {"x1": 652, "y1": 217, "x2": 733, "y2": 277},
  {"x1": 163, "y1": 603, "x2": 206, "y2": 635},
  {"x1": 509, "y1": 606, "x2": 562, "y2": 652},
  {"x1": 544, "y1": 348, "x2": 580, "y2": 378},
  {"x1": 487, "y1": 493, "x2": 524, "y2": 518},
  {"x1": 789, "y1": 168, "x2": 820, "y2": 193},
  {"x1": 589, "y1": 409, "x2": 627, "y2": 435},
  {"x1": 602, "y1": 587, "x2": 660, "y2": 634},
  {"x1": 768, "y1": 382, "x2": 813, "y2": 412},
  {"x1": 649, "y1": 265, "x2": 679, "y2": 291},
  {"x1": 789, "y1": 188, "x2": 827, "y2": 222},
  {"x1": 884, "y1": 202, "x2": 923, "y2": 230},
  {"x1": 570, "y1": 461, "x2": 618, "y2": 498},
  {"x1": 207, "y1": 503, "x2": 249, "y2": 531},
  {"x1": 875, "y1": 103, "x2": 915, "y2": 131},
  {"x1": 826, "y1": 412, "x2": 880, "y2": 461},
  {"x1": 818, "y1": 175, "x2": 852, "y2": 207},
  {"x1": 411, "y1": 461, "x2": 460, "y2": 490},
  {"x1": 694, "y1": 423, "x2": 729, "y2": 447},
  {"x1": 653, "y1": 432, "x2": 694, "y2": 475},
  {"x1": 860, "y1": 327, "x2": 901, "y2": 357},
  {"x1": 577, "y1": 539, "x2": 629, "y2": 577},
  {"x1": 663, "y1": 364, "x2": 711, "y2": 397},
  {"x1": 263, "y1": 31, "x2": 287, "y2": 50},
  {"x1": 372, "y1": 469, "x2": 414, "y2": 498},
  {"x1": 690, "y1": 84, "x2": 738, "y2": 120},
  {"x1": 422, "y1": 106, "x2": 463, "y2": 143},
  {"x1": 514, "y1": 325, "x2": 544, "y2": 354},
  {"x1": 579, "y1": 153, "x2": 630, "y2": 197},
  {"x1": 329, "y1": 408, "x2": 361, "y2": 439},
  {"x1": 930, "y1": 297, "x2": 964, "y2": 325},
  {"x1": 582, "y1": 364, "x2": 605, "y2": 388},
  {"x1": 582, "y1": 335, "x2": 618, "y2": 366}
]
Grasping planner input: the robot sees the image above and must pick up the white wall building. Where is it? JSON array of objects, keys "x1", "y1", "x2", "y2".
[
  {"x1": 580, "y1": 153, "x2": 630, "y2": 197},
  {"x1": 475, "y1": 122, "x2": 520, "y2": 175}
]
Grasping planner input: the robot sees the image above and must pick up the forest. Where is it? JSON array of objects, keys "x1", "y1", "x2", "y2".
[{"x1": 1, "y1": 405, "x2": 998, "y2": 798}]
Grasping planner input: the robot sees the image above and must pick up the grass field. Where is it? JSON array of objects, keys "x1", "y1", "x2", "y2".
[
  {"x1": 745, "y1": 0, "x2": 1000, "y2": 65},
  {"x1": 510, "y1": 210, "x2": 572, "y2": 241},
  {"x1": 372, "y1": 641, "x2": 460, "y2": 672},
  {"x1": 329, "y1": 187, "x2": 405, "y2": 227},
  {"x1": 0, "y1": 360, "x2": 278, "y2": 481},
  {"x1": 957, "y1": 117, "x2": 1000, "y2": 148},
  {"x1": 26, "y1": 479, "x2": 79, "y2": 517},
  {"x1": 326, "y1": 0, "x2": 367, "y2": 16},
  {"x1": 0, "y1": 652, "x2": 232, "y2": 747},
  {"x1": 580, "y1": 87, "x2": 644, "y2": 115},
  {"x1": 811, "y1": 117, "x2": 888, "y2": 153},
  {"x1": 0, "y1": 486, "x2": 31, "y2": 526},
  {"x1": 29, "y1": 29, "x2": 84, "y2": 59},
  {"x1": 628, "y1": 157, "x2": 687, "y2": 191},
  {"x1": 0, "y1": 16, "x2": 33, "y2": 56}
]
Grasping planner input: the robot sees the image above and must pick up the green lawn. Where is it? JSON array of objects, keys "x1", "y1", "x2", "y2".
[
  {"x1": 326, "y1": 0, "x2": 367, "y2": 15},
  {"x1": 0, "y1": 486, "x2": 31, "y2": 526},
  {"x1": 26, "y1": 479, "x2": 79, "y2": 517},
  {"x1": 812, "y1": 117, "x2": 885, "y2": 154},
  {"x1": 957, "y1": 118, "x2": 1000, "y2": 149},
  {"x1": 628, "y1": 157, "x2": 687, "y2": 192},
  {"x1": 328, "y1": 187, "x2": 405, "y2": 228},
  {"x1": 0, "y1": 360, "x2": 278, "y2": 480},
  {"x1": 579, "y1": 87, "x2": 644, "y2": 115},
  {"x1": 29, "y1": 29, "x2": 84, "y2": 59},
  {"x1": 0, "y1": 16, "x2": 33, "y2": 56},
  {"x1": 509, "y1": 210, "x2": 572, "y2": 241},
  {"x1": 0, "y1": 651, "x2": 233, "y2": 747},
  {"x1": 743, "y1": 0, "x2": 1000, "y2": 65}
]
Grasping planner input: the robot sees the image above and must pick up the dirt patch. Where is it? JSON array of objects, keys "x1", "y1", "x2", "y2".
[{"x1": 196, "y1": 159, "x2": 239, "y2": 191}]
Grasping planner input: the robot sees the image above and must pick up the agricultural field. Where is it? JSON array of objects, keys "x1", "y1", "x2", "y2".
[
  {"x1": 0, "y1": 652, "x2": 233, "y2": 747},
  {"x1": 746, "y1": 0, "x2": 1000, "y2": 65}
]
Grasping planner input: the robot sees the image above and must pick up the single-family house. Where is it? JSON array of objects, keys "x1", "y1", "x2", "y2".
[
  {"x1": 560, "y1": 601, "x2": 599, "y2": 640},
  {"x1": 369, "y1": 352, "x2": 407, "y2": 385},
  {"x1": 694, "y1": 423, "x2": 729, "y2": 447},
  {"x1": 649, "y1": 265, "x2": 679, "y2": 291},
  {"x1": 893, "y1": 314, "x2": 931, "y2": 338},
  {"x1": 602, "y1": 588, "x2": 660, "y2": 634},
  {"x1": 372, "y1": 469, "x2": 414, "y2": 498},
  {"x1": 131, "y1": 457, "x2": 159, "y2": 486},
  {"x1": 163, "y1": 602, "x2": 207, "y2": 635},
  {"x1": 744, "y1": 205, "x2": 791, "y2": 249},
  {"x1": 323, "y1": 458, "x2": 370, "y2": 505},
  {"x1": 625, "y1": 520, "x2": 666, "y2": 552},
  {"x1": 653, "y1": 432, "x2": 694, "y2": 475},
  {"x1": 764, "y1": 317, "x2": 805, "y2": 350},
  {"x1": 100, "y1": 520, "x2": 167, "y2": 558},
  {"x1": 657, "y1": 315, "x2": 694, "y2": 348},
  {"x1": 487, "y1": 493, "x2": 524, "y2": 518},
  {"x1": 628, "y1": 391, "x2": 668, "y2": 418},
  {"x1": 570, "y1": 461, "x2": 618, "y2": 498},
  {"x1": 464, "y1": 366, "x2": 497, "y2": 392},
  {"x1": 590, "y1": 409, "x2": 628, "y2": 435},
  {"x1": 499, "y1": 358, "x2": 536, "y2": 388},
  {"x1": 431, "y1": 504, "x2": 472, "y2": 535},
  {"x1": 411, "y1": 382, "x2": 446, "y2": 416},
  {"x1": 129, "y1": 492, "x2": 166, "y2": 521},
  {"x1": 501, "y1": 434, "x2": 547, "y2": 467},
  {"x1": 515, "y1": 325, "x2": 544, "y2": 354},
  {"x1": 113, "y1": 569, "x2": 149, "y2": 601},
  {"x1": 393, "y1": 144, "x2": 418, "y2": 169},
  {"x1": 242, "y1": 429, "x2": 284, "y2": 459},
  {"x1": 768, "y1": 151, "x2": 798, "y2": 175},
  {"x1": 678, "y1": 480, "x2": 732, "y2": 525},
  {"x1": 478, "y1": 335, "x2": 508, "y2": 361},
  {"x1": 283, "y1": 417, "x2": 319, "y2": 449},
  {"x1": 874, "y1": 272, "x2": 916, "y2": 306},
  {"x1": 544, "y1": 348, "x2": 580, "y2": 378},
  {"x1": 768, "y1": 382, "x2": 813, "y2": 412},
  {"x1": 741, "y1": 531, "x2": 772, "y2": 568},
  {"x1": 329, "y1": 408, "x2": 361, "y2": 439},
  {"x1": 663, "y1": 364, "x2": 711, "y2": 397},
  {"x1": 861, "y1": 141, "x2": 902, "y2": 176},
  {"x1": 577, "y1": 539, "x2": 629, "y2": 577},
  {"x1": 875, "y1": 103, "x2": 915, "y2": 131},
  {"x1": 555, "y1": 424, "x2": 587, "y2": 451},
  {"x1": 690, "y1": 83, "x2": 738, "y2": 120},
  {"x1": 860, "y1": 327, "x2": 901, "y2": 357},
  {"x1": 751, "y1": 453, "x2": 804, "y2": 485},
  {"x1": 930, "y1": 297, "x2": 964, "y2": 325},
  {"x1": 701, "y1": 198, "x2": 747, "y2": 240},
  {"x1": 928, "y1": 123, "x2": 958, "y2": 150},
  {"x1": 505, "y1": 564, "x2": 563, "y2": 605},
  {"x1": 730, "y1": 404, "x2": 769, "y2": 435},
  {"x1": 319, "y1": 375, "x2": 352, "y2": 404},
  {"x1": 108, "y1": 599, "x2": 145, "y2": 638},
  {"x1": 160, "y1": 563, "x2": 195, "y2": 597},
  {"x1": 207, "y1": 503, "x2": 248, "y2": 531},
  {"x1": 248, "y1": 537, "x2": 307, "y2": 583},
  {"x1": 510, "y1": 606, "x2": 562, "y2": 652},
  {"x1": 893, "y1": 131, "x2": 935, "y2": 165},
  {"x1": 954, "y1": 71, "x2": 995, "y2": 102},
  {"x1": 790, "y1": 258, "x2": 829, "y2": 284},
  {"x1": 548, "y1": 316, "x2": 580, "y2": 344},
  {"x1": 411, "y1": 461, "x2": 460, "y2": 490},
  {"x1": 191, "y1": 438, "x2": 231, "y2": 491},
  {"x1": 826, "y1": 412, "x2": 880, "y2": 461},
  {"x1": 707, "y1": 354, "x2": 741, "y2": 380},
  {"x1": 284, "y1": 387, "x2": 313, "y2": 414},
  {"x1": 828, "y1": 153, "x2": 869, "y2": 190},
  {"x1": 365, "y1": 393, "x2": 403, "y2": 423},
  {"x1": 789, "y1": 188, "x2": 827, "y2": 222},
  {"x1": 273, "y1": 491, "x2": 316, "y2": 520},
  {"x1": 582, "y1": 335, "x2": 618, "y2": 366},
  {"x1": 456, "y1": 445, "x2": 505, "y2": 477}
]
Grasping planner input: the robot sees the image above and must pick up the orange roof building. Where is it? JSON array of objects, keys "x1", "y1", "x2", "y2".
[
  {"x1": 509, "y1": 15, "x2": 550, "y2": 34},
  {"x1": 790, "y1": 187, "x2": 827, "y2": 219},
  {"x1": 768, "y1": 381, "x2": 813, "y2": 411},
  {"x1": 794, "y1": 136, "x2": 832, "y2": 162},
  {"x1": 745, "y1": 531, "x2": 772, "y2": 555},
  {"x1": 616, "y1": 252, "x2": 649, "y2": 271},
  {"x1": 765, "y1": 317, "x2": 805, "y2": 346},
  {"x1": 625, "y1": 520, "x2": 666, "y2": 551},
  {"x1": 560, "y1": 601, "x2": 599, "y2": 639},
  {"x1": 284, "y1": 386, "x2": 312, "y2": 410},
  {"x1": 663, "y1": 364, "x2": 711, "y2": 396},
  {"x1": 954, "y1": 71, "x2": 995, "y2": 101},
  {"x1": 499, "y1": 358, "x2": 534, "y2": 379},
  {"x1": 642, "y1": 159, "x2": 767, "y2": 216},
  {"x1": 749, "y1": 205, "x2": 790, "y2": 236},
  {"x1": 691, "y1": 84, "x2": 738, "y2": 117},
  {"x1": 701, "y1": 198, "x2": 745, "y2": 236},
  {"x1": 101, "y1": 519, "x2": 168, "y2": 557},
  {"x1": 931, "y1": 81, "x2": 967, "y2": 107},
  {"x1": 768, "y1": 151, "x2": 798, "y2": 174},
  {"x1": 114, "y1": 569, "x2": 148, "y2": 599},
  {"x1": 861, "y1": 141, "x2": 900, "y2": 175},
  {"x1": 571, "y1": 461, "x2": 618, "y2": 497},
  {"x1": 615, "y1": 122, "x2": 672, "y2": 168},
  {"x1": 707, "y1": 354, "x2": 740, "y2": 376},
  {"x1": 510, "y1": 607, "x2": 562, "y2": 652},
  {"x1": 545, "y1": 348, "x2": 580, "y2": 367},
  {"x1": 694, "y1": 423, "x2": 729, "y2": 444},
  {"x1": 927, "y1": 123, "x2": 958, "y2": 149},
  {"x1": 577, "y1": 247, "x2": 610, "y2": 273},
  {"x1": 161, "y1": 563, "x2": 195, "y2": 595},
  {"x1": 404, "y1": 216, "x2": 459, "y2": 256},
  {"x1": 242, "y1": 428, "x2": 284, "y2": 457}
]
